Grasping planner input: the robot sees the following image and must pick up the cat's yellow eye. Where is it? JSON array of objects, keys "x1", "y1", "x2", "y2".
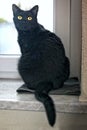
[
  {"x1": 18, "y1": 16, "x2": 22, "y2": 20},
  {"x1": 27, "y1": 16, "x2": 32, "y2": 21}
]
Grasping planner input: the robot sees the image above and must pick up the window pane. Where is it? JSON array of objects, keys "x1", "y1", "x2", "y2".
[{"x1": 0, "y1": 0, "x2": 53, "y2": 55}]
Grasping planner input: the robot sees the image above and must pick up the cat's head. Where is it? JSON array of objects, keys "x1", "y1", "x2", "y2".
[{"x1": 12, "y1": 4, "x2": 39, "y2": 31}]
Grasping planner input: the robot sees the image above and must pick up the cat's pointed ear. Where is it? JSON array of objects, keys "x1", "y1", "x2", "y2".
[
  {"x1": 12, "y1": 4, "x2": 21, "y2": 15},
  {"x1": 31, "y1": 5, "x2": 39, "y2": 16}
]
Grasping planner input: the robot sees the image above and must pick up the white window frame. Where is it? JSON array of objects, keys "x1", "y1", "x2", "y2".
[
  {"x1": 0, "y1": 0, "x2": 82, "y2": 79},
  {"x1": 0, "y1": 55, "x2": 20, "y2": 78}
]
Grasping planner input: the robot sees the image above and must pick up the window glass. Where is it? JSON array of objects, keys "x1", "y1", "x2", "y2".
[{"x1": 0, "y1": 0, "x2": 53, "y2": 55}]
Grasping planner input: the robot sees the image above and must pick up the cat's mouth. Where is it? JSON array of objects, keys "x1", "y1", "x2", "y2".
[
  {"x1": 17, "y1": 24, "x2": 34, "y2": 31},
  {"x1": 17, "y1": 25, "x2": 30, "y2": 31}
]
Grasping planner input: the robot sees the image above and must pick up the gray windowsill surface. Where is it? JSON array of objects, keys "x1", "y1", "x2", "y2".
[{"x1": 0, "y1": 79, "x2": 87, "y2": 113}]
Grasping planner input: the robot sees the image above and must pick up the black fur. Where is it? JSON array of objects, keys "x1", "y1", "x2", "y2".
[{"x1": 12, "y1": 4, "x2": 70, "y2": 126}]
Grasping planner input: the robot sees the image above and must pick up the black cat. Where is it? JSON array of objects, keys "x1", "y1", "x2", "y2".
[{"x1": 12, "y1": 4, "x2": 70, "y2": 126}]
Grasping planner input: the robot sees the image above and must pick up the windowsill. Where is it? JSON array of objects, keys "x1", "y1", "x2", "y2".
[{"x1": 0, "y1": 79, "x2": 87, "y2": 113}]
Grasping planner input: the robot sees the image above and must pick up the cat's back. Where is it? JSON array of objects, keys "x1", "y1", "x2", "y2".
[{"x1": 37, "y1": 27, "x2": 66, "y2": 58}]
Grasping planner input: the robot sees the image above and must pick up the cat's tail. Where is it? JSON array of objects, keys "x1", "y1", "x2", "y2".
[{"x1": 35, "y1": 91, "x2": 56, "y2": 126}]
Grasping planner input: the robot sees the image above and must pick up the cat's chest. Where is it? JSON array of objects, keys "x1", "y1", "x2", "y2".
[
  {"x1": 18, "y1": 35, "x2": 34, "y2": 45},
  {"x1": 18, "y1": 33, "x2": 45, "y2": 48},
  {"x1": 18, "y1": 34, "x2": 45, "y2": 54}
]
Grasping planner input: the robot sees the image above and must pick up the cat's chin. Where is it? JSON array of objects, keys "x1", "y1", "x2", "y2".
[
  {"x1": 16, "y1": 24, "x2": 39, "y2": 32},
  {"x1": 17, "y1": 27, "x2": 30, "y2": 32},
  {"x1": 17, "y1": 27, "x2": 36, "y2": 32}
]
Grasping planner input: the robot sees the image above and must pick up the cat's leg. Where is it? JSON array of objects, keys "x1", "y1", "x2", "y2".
[
  {"x1": 36, "y1": 82, "x2": 53, "y2": 94},
  {"x1": 53, "y1": 77, "x2": 64, "y2": 89},
  {"x1": 53, "y1": 57, "x2": 70, "y2": 89},
  {"x1": 16, "y1": 83, "x2": 35, "y2": 93}
]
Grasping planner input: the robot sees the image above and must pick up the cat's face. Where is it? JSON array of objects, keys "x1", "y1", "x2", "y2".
[{"x1": 12, "y1": 4, "x2": 38, "y2": 31}]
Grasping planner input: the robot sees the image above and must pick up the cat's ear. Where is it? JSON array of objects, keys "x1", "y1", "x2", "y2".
[
  {"x1": 31, "y1": 5, "x2": 39, "y2": 16},
  {"x1": 12, "y1": 4, "x2": 21, "y2": 15}
]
